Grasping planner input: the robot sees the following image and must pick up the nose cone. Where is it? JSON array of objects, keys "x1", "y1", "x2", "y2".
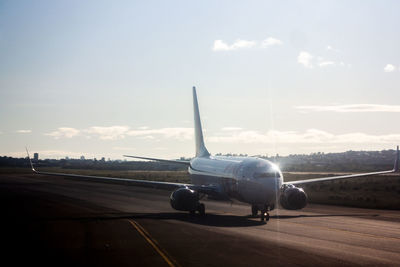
[
  {"x1": 237, "y1": 158, "x2": 283, "y2": 204},
  {"x1": 261, "y1": 178, "x2": 281, "y2": 202},
  {"x1": 238, "y1": 177, "x2": 280, "y2": 204}
]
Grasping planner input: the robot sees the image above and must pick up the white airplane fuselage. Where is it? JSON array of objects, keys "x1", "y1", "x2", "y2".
[
  {"x1": 189, "y1": 156, "x2": 283, "y2": 209},
  {"x1": 119, "y1": 86, "x2": 397, "y2": 219}
]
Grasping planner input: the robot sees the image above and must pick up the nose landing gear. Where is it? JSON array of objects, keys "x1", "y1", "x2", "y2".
[
  {"x1": 251, "y1": 204, "x2": 271, "y2": 222},
  {"x1": 260, "y1": 211, "x2": 270, "y2": 222}
]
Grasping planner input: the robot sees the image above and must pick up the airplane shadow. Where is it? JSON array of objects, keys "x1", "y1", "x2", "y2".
[
  {"x1": 130, "y1": 212, "x2": 267, "y2": 227},
  {"x1": 32, "y1": 212, "x2": 378, "y2": 227},
  {"x1": 268, "y1": 213, "x2": 379, "y2": 219},
  {"x1": 32, "y1": 212, "x2": 265, "y2": 227}
]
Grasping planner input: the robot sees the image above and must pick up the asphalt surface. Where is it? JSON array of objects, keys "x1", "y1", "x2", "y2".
[{"x1": 1, "y1": 173, "x2": 400, "y2": 267}]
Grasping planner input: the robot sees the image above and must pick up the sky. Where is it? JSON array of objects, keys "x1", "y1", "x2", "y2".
[{"x1": 1, "y1": 0, "x2": 400, "y2": 160}]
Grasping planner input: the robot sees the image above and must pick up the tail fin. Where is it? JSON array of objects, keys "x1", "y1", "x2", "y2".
[
  {"x1": 192, "y1": 86, "x2": 210, "y2": 157},
  {"x1": 394, "y1": 145, "x2": 399, "y2": 172}
]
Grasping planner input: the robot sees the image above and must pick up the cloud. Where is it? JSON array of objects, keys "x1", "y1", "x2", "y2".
[
  {"x1": 297, "y1": 51, "x2": 313, "y2": 68},
  {"x1": 208, "y1": 129, "x2": 400, "y2": 144},
  {"x1": 45, "y1": 126, "x2": 193, "y2": 141},
  {"x1": 85, "y1": 126, "x2": 130, "y2": 140},
  {"x1": 82, "y1": 126, "x2": 193, "y2": 140},
  {"x1": 212, "y1": 37, "x2": 282, "y2": 51},
  {"x1": 45, "y1": 127, "x2": 80, "y2": 139},
  {"x1": 326, "y1": 45, "x2": 340, "y2": 52},
  {"x1": 127, "y1": 127, "x2": 193, "y2": 140},
  {"x1": 212, "y1": 39, "x2": 257, "y2": 51},
  {"x1": 16, "y1": 129, "x2": 32, "y2": 134},
  {"x1": 339, "y1": 61, "x2": 349, "y2": 67},
  {"x1": 295, "y1": 104, "x2": 400, "y2": 113},
  {"x1": 318, "y1": 61, "x2": 335, "y2": 67},
  {"x1": 298, "y1": 48, "x2": 349, "y2": 69},
  {"x1": 317, "y1": 60, "x2": 350, "y2": 68},
  {"x1": 212, "y1": 40, "x2": 231, "y2": 51},
  {"x1": 384, "y1": 64, "x2": 396, "y2": 72},
  {"x1": 261, "y1": 37, "x2": 283, "y2": 47}
]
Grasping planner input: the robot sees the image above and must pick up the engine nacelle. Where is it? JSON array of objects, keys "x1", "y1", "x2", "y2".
[
  {"x1": 170, "y1": 187, "x2": 199, "y2": 211},
  {"x1": 279, "y1": 184, "x2": 308, "y2": 210}
]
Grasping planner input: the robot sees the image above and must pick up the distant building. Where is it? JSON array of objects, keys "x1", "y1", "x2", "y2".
[{"x1": 33, "y1": 153, "x2": 39, "y2": 161}]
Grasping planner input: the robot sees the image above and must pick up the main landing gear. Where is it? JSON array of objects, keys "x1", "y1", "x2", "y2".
[
  {"x1": 198, "y1": 203, "x2": 205, "y2": 216},
  {"x1": 190, "y1": 203, "x2": 205, "y2": 216},
  {"x1": 251, "y1": 204, "x2": 270, "y2": 222}
]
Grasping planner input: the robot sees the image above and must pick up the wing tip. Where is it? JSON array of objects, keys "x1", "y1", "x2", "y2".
[
  {"x1": 25, "y1": 147, "x2": 37, "y2": 173},
  {"x1": 393, "y1": 145, "x2": 399, "y2": 172}
]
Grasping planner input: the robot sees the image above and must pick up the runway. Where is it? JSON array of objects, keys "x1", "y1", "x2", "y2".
[{"x1": 1, "y1": 173, "x2": 400, "y2": 266}]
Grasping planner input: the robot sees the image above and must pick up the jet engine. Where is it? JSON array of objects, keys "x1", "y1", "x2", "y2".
[
  {"x1": 279, "y1": 184, "x2": 308, "y2": 210},
  {"x1": 170, "y1": 187, "x2": 199, "y2": 211}
]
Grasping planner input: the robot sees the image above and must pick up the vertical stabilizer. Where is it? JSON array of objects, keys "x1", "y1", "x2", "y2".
[{"x1": 193, "y1": 86, "x2": 210, "y2": 157}]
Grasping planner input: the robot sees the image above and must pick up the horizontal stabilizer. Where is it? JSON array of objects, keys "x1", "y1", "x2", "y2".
[{"x1": 123, "y1": 155, "x2": 191, "y2": 166}]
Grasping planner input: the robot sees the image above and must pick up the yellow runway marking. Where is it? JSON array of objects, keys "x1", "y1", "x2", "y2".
[{"x1": 128, "y1": 219, "x2": 179, "y2": 267}]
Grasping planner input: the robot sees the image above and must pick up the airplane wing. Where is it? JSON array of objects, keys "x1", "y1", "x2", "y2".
[
  {"x1": 25, "y1": 149, "x2": 218, "y2": 195},
  {"x1": 284, "y1": 146, "x2": 399, "y2": 186}
]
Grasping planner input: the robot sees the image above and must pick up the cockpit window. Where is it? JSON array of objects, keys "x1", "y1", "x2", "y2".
[
  {"x1": 253, "y1": 171, "x2": 278, "y2": 179},
  {"x1": 240, "y1": 159, "x2": 281, "y2": 179},
  {"x1": 252, "y1": 160, "x2": 280, "y2": 179}
]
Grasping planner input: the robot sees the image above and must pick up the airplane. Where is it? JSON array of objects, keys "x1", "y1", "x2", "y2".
[{"x1": 27, "y1": 86, "x2": 400, "y2": 222}]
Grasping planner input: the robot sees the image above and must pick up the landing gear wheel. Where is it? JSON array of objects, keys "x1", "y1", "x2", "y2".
[
  {"x1": 251, "y1": 205, "x2": 258, "y2": 217},
  {"x1": 260, "y1": 204, "x2": 271, "y2": 222},
  {"x1": 260, "y1": 212, "x2": 269, "y2": 222},
  {"x1": 198, "y1": 203, "x2": 205, "y2": 216}
]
